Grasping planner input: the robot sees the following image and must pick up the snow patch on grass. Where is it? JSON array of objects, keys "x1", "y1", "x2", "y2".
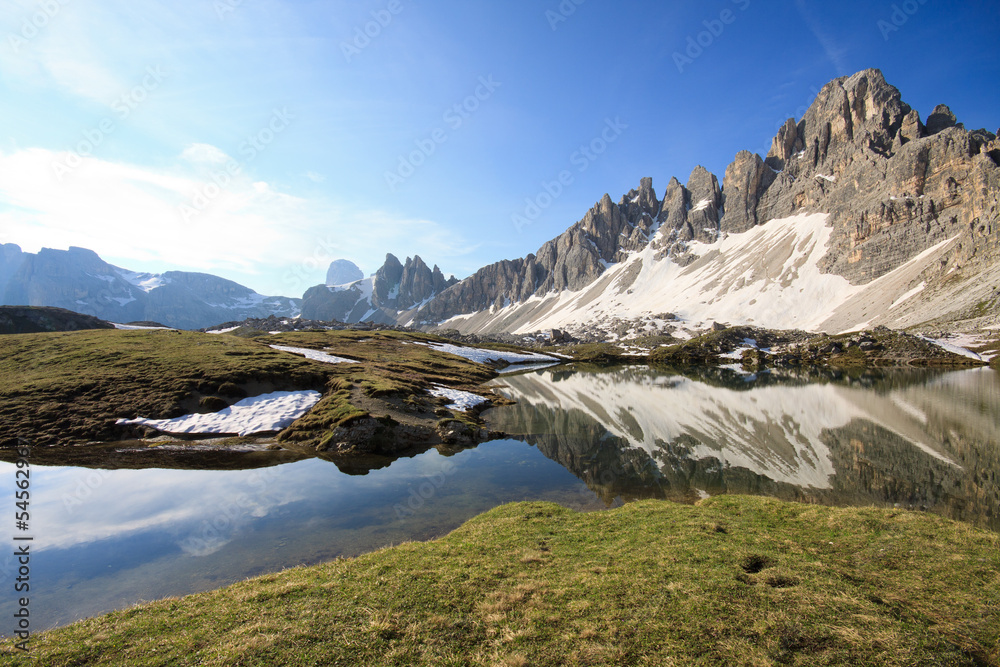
[
  {"x1": 269, "y1": 345, "x2": 359, "y2": 364},
  {"x1": 429, "y1": 385, "x2": 487, "y2": 411},
  {"x1": 919, "y1": 337, "x2": 982, "y2": 361},
  {"x1": 117, "y1": 390, "x2": 323, "y2": 436},
  {"x1": 417, "y1": 341, "x2": 559, "y2": 365},
  {"x1": 113, "y1": 323, "x2": 173, "y2": 331}
]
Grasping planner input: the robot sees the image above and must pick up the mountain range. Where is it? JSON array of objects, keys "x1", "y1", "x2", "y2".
[
  {"x1": 301, "y1": 253, "x2": 458, "y2": 324},
  {"x1": 0, "y1": 245, "x2": 299, "y2": 330},
  {"x1": 403, "y1": 69, "x2": 999, "y2": 337},
  {"x1": 4, "y1": 69, "x2": 997, "y2": 336},
  {"x1": 299, "y1": 69, "x2": 997, "y2": 338}
]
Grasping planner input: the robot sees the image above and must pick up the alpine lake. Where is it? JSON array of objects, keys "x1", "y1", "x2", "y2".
[{"x1": 2, "y1": 362, "x2": 998, "y2": 633}]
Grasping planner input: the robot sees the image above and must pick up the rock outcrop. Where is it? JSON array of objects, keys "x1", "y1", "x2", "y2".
[{"x1": 325, "y1": 260, "x2": 364, "y2": 287}]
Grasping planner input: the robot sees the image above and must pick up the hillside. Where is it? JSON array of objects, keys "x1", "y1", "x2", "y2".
[{"x1": 0, "y1": 305, "x2": 114, "y2": 334}]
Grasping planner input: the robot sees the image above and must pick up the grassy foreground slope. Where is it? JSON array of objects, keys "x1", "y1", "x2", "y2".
[{"x1": 6, "y1": 497, "x2": 997, "y2": 666}]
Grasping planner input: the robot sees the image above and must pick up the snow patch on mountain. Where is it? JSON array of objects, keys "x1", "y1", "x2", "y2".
[
  {"x1": 117, "y1": 269, "x2": 170, "y2": 293},
  {"x1": 889, "y1": 282, "x2": 927, "y2": 310},
  {"x1": 439, "y1": 212, "x2": 971, "y2": 338}
]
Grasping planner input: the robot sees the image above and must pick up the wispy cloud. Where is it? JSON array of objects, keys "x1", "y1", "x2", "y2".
[
  {"x1": 794, "y1": 0, "x2": 849, "y2": 75},
  {"x1": 0, "y1": 146, "x2": 474, "y2": 295},
  {"x1": 182, "y1": 143, "x2": 232, "y2": 165},
  {"x1": 1, "y1": 1, "x2": 127, "y2": 103}
]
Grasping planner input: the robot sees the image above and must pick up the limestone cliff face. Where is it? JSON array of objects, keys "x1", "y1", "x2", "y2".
[
  {"x1": 411, "y1": 68, "x2": 998, "y2": 333},
  {"x1": 392, "y1": 255, "x2": 456, "y2": 311},
  {"x1": 752, "y1": 69, "x2": 999, "y2": 286},
  {"x1": 416, "y1": 175, "x2": 723, "y2": 324}
]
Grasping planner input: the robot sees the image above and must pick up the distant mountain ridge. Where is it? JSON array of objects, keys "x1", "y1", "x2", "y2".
[
  {"x1": 301, "y1": 253, "x2": 457, "y2": 324},
  {"x1": 0, "y1": 245, "x2": 300, "y2": 330}
]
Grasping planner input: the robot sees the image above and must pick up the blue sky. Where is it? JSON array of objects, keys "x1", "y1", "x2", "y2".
[{"x1": 1, "y1": 0, "x2": 997, "y2": 297}]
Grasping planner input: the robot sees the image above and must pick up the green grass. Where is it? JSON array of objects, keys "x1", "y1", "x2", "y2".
[
  {"x1": 7, "y1": 496, "x2": 997, "y2": 666},
  {"x1": 270, "y1": 331, "x2": 496, "y2": 448},
  {"x1": 0, "y1": 330, "x2": 329, "y2": 445},
  {"x1": 554, "y1": 343, "x2": 628, "y2": 363},
  {"x1": 623, "y1": 334, "x2": 677, "y2": 348},
  {"x1": 0, "y1": 329, "x2": 498, "y2": 447}
]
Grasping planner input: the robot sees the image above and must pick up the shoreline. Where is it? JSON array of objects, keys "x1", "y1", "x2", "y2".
[{"x1": 2, "y1": 324, "x2": 993, "y2": 467}]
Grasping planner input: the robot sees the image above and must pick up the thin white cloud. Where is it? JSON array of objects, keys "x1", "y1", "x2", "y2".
[
  {"x1": 1, "y1": 1, "x2": 126, "y2": 104},
  {"x1": 182, "y1": 143, "x2": 232, "y2": 165},
  {"x1": 0, "y1": 147, "x2": 474, "y2": 295},
  {"x1": 794, "y1": 0, "x2": 849, "y2": 75}
]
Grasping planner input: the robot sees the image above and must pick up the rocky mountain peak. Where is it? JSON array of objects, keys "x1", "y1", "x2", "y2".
[
  {"x1": 619, "y1": 176, "x2": 660, "y2": 217},
  {"x1": 372, "y1": 254, "x2": 405, "y2": 307},
  {"x1": 398, "y1": 254, "x2": 452, "y2": 311},
  {"x1": 310, "y1": 252, "x2": 460, "y2": 321},
  {"x1": 721, "y1": 151, "x2": 775, "y2": 234},
  {"x1": 407, "y1": 68, "x2": 998, "y2": 335},
  {"x1": 926, "y1": 104, "x2": 959, "y2": 135},
  {"x1": 684, "y1": 166, "x2": 723, "y2": 243},
  {"x1": 765, "y1": 67, "x2": 915, "y2": 174},
  {"x1": 325, "y1": 259, "x2": 364, "y2": 286}
]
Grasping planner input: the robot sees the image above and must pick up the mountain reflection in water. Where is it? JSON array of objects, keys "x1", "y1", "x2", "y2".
[{"x1": 484, "y1": 365, "x2": 1000, "y2": 530}]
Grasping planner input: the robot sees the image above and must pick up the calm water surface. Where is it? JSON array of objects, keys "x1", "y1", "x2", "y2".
[{"x1": 1, "y1": 364, "x2": 996, "y2": 633}]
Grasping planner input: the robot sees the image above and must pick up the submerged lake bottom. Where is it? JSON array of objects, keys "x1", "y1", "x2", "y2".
[{"x1": 3, "y1": 364, "x2": 997, "y2": 633}]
